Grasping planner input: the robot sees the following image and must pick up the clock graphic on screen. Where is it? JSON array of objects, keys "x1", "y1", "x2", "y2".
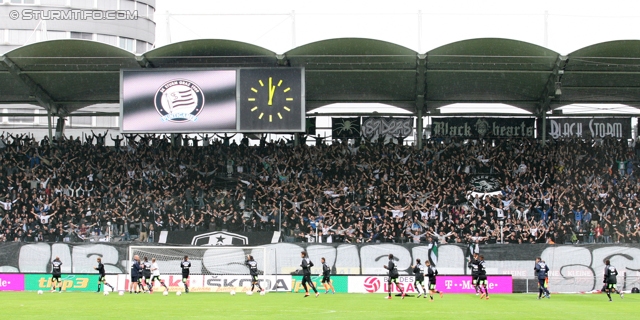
[
  {"x1": 238, "y1": 68, "x2": 304, "y2": 132},
  {"x1": 246, "y1": 76, "x2": 294, "y2": 123}
]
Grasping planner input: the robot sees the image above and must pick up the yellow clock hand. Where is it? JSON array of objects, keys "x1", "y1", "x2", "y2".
[{"x1": 268, "y1": 77, "x2": 276, "y2": 106}]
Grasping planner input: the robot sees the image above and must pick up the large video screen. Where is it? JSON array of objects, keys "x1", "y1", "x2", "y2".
[
  {"x1": 120, "y1": 68, "x2": 305, "y2": 133},
  {"x1": 120, "y1": 69, "x2": 237, "y2": 133}
]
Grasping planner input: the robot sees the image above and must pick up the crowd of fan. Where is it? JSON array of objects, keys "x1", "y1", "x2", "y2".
[{"x1": 1, "y1": 130, "x2": 640, "y2": 246}]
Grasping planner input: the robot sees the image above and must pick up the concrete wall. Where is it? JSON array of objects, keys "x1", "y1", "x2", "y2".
[{"x1": 0, "y1": 0, "x2": 155, "y2": 54}]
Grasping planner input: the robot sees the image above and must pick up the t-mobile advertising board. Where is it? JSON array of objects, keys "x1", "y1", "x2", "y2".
[
  {"x1": 436, "y1": 275, "x2": 512, "y2": 293},
  {"x1": 348, "y1": 275, "x2": 512, "y2": 294},
  {"x1": 0, "y1": 274, "x2": 25, "y2": 291}
]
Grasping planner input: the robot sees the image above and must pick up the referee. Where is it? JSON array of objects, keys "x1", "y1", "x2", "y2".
[
  {"x1": 534, "y1": 257, "x2": 550, "y2": 299},
  {"x1": 129, "y1": 255, "x2": 142, "y2": 294}
]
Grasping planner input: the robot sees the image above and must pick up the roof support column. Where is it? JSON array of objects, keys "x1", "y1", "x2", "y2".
[
  {"x1": 416, "y1": 108, "x2": 423, "y2": 149},
  {"x1": 540, "y1": 111, "x2": 547, "y2": 147},
  {"x1": 47, "y1": 109, "x2": 53, "y2": 145},
  {"x1": 415, "y1": 54, "x2": 427, "y2": 149},
  {"x1": 537, "y1": 55, "x2": 568, "y2": 147}
]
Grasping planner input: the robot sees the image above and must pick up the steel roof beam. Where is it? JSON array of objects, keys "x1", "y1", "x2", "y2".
[{"x1": 0, "y1": 56, "x2": 60, "y2": 113}]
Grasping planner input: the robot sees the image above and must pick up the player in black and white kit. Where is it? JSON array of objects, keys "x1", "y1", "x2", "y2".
[
  {"x1": 426, "y1": 260, "x2": 443, "y2": 301},
  {"x1": 300, "y1": 251, "x2": 319, "y2": 297},
  {"x1": 468, "y1": 253, "x2": 480, "y2": 295},
  {"x1": 181, "y1": 255, "x2": 191, "y2": 293},
  {"x1": 383, "y1": 254, "x2": 405, "y2": 300},
  {"x1": 50, "y1": 256, "x2": 62, "y2": 293},
  {"x1": 94, "y1": 257, "x2": 114, "y2": 293},
  {"x1": 603, "y1": 259, "x2": 624, "y2": 302},
  {"x1": 478, "y1": 255, "x2": 489, "y2": 300},
  {"x1": 320, "y1": 257, "x2": 335, "y2": 294},
  {"x1": 149, "y1": 258, "x2": 168, "y2": 293},
  {"x1": 245, "y1": 255, "x2": 263, "y2": 293},
  {"x1": 142, "y1": 257, "x2": 152, "y2": 293},
  {"x1": 412, "y1": 259, "x2": 426, "y2": 298}
]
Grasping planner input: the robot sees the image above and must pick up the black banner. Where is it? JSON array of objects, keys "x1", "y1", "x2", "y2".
[
  {"x1": 332, "y1": 117, "x2": 361, "y2": 139},
  {"x1": 467, "y1": 174, "x2": 502, "y2": 192},
  {"x1": 543, "y1": 117, "x2": 632, "y2": 139},
  {"x1": 305, "y1": 117, "x2": 316, "y2": 135},
  {"x1": 362, "y1": 117, "x2": 413, "y2": 139},
  {"x1": 431, "y1": 117, "x2": 535, "y2": 138},
  {"x1": 160, "y1": 230, "x2": 276, "y2": 246}
]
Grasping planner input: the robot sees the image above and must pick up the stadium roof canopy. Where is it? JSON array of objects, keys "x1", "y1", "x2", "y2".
[{"x1": 1, "y1": 38, "x2": 640, "y2": 116}]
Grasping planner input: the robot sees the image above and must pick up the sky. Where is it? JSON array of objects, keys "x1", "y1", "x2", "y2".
[
  {"x1": 150, "y1": 0, "x2": 640, "y2": 116},
  {"x1": 153, "y1": 0, "x2": 640, "y2": 55}
]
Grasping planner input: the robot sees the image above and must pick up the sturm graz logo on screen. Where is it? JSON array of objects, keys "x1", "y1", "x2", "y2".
[
  {"x1": 154, "y1": 79, "x2": 205, "y2": 123},
  {"x1": 469, "y1": 175, "x2": 501, "y2": 192}
]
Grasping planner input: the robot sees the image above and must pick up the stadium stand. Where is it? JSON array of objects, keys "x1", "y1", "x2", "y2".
[{"x1": 1, "y1": 132, "x2": 638, "y2": 246}]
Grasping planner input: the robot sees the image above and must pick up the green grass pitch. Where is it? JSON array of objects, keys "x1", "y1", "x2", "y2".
[{"x1": 0, "y1": 292, "x2": 635, "y2": 320}]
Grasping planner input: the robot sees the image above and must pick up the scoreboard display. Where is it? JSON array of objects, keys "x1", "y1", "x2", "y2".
[{"x1": 120, "y1": 68, "x2": 305, "y2": 133}]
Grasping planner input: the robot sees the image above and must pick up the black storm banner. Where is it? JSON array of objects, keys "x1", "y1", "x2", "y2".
[
  {"x1": 431, "y1": 117, "x2": 535, "y2": 138},
  {"x1": 362, "y1": 117, "x2": 413, "y2": 139},
  {"x1": 543, "y1": 118, "x2": 632, "y2": 139},
  {"x1": 332, "y1": 117, "x2": 361, "y2": 139}
]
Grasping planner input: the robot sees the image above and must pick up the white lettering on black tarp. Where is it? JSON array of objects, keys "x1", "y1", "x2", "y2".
[
  {"x1": 431, "y1": 118, "x2": 535, "y2": 138},
  {"x1": 362, "y1": 117, "x2": 413, "y2": 139},
  {"x1": 548, "y1": 118, "x2": 631, "y2": 139}
]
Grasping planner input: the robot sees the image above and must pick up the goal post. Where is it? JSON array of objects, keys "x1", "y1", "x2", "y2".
[{"x1": 127, "y1": 246, "x2": 284, "y2": 292}]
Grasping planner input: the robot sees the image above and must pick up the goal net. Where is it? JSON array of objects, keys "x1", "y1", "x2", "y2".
[{"x1": 128, "y1": 246, "x2": 281, "y2": 293}]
